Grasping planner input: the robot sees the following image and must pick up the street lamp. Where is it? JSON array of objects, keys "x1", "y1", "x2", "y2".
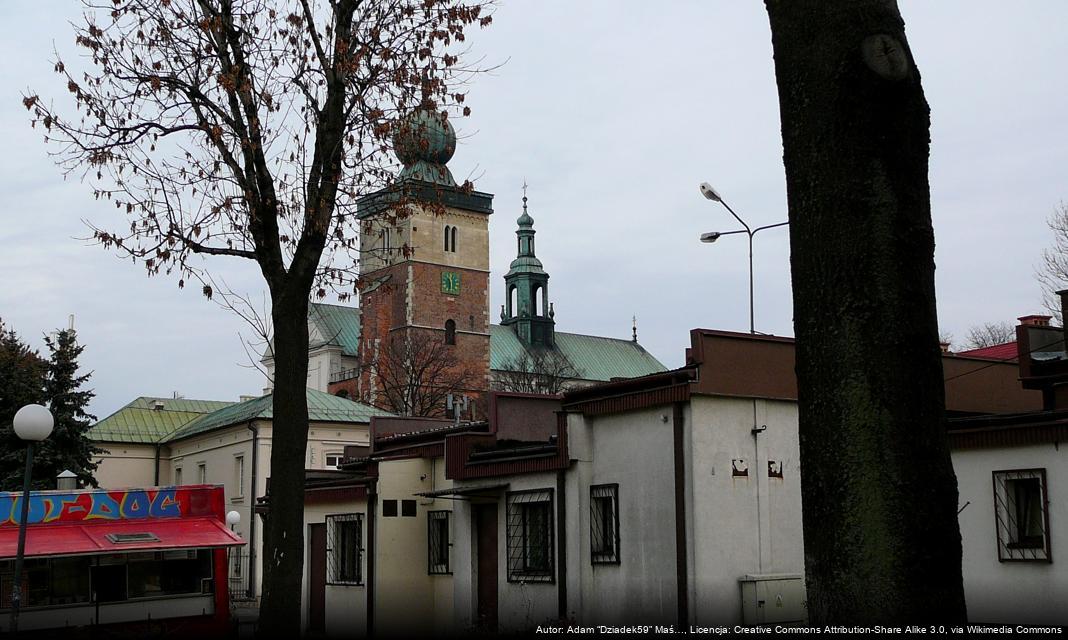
[
  {"x1": 699, "y1": 182, "x2": 789, "y2": 334},
  {"x1": 10, "y1": 404, "x2": 54, "y2": 634}
]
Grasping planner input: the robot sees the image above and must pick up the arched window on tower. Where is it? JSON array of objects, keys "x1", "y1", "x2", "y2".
[
  {"x1": 451, "y1": 226, "x2": 458, "y2": 252},
  {"x1": 509, "y1": 286, "x2": 518, "y2": 318},
  {"x1": 445, "y1": 319, "x2": 456, "y2": 345},
  {"x1": 533, "y1": 285, "x2": 543, "y2": 316},
  {"x1": 444, "y1": 225, "x2": 451, "y2": 252}
]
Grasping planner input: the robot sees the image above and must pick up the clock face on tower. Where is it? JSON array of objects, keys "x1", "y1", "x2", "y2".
[{"x1": 441, "y1": 270, "x2": 461, "y2": 295}]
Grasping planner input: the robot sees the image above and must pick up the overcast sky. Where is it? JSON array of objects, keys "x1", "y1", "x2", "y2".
[{"x1": 2, "y1": 1, "x2": 1067, "y2": 419}]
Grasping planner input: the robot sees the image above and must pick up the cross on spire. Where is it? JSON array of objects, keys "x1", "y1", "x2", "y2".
[{"x1": 522, "y1": 179, "x2": 529, "y2": 213}]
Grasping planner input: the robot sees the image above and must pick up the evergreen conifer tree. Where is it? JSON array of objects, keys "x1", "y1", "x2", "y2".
[
  {"x1": 38, "y1": 329, "x2": 102, "y2": 489},
  {"x1": 0, "y1": 319, "x2": 47, "y2": 489}
]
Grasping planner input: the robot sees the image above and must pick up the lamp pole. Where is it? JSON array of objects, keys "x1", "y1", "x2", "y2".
[
  {"x1": 10, "y1": 404, "x2": 54, "y2": 634},
  {"x1": 699, "y1": 183, "x2": 788, "y2": 334}
]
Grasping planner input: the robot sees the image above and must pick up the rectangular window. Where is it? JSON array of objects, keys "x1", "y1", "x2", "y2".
[
  {"x1": 590, "y1": 484, "x2": 620, "y2": 565},
  {"x1": 327, "y1": 514, "x2": 363, "y2": 584},
  {"x1": 506, "y1": 489, "x2": 554, "y2": 583},
  {"x1": 197, "y1": 463, "x2": 207, "y2": 484},
  {"x1": 401, "y1": 499, "x2": 417, "y2": 517},
  {"x1": 174, "y1": 467, "x2": 183, "y2": 486},
  {"x1": 428, "y1": 511, "x2": 451, "y2": 574},
  {"x1": 993, "y1": 468, "x2": 1051, "y2": 562},
  {"x1": 382, "y1": 499, "x2": 398, "y2": 517},
  {"x1": 325, "y1": 453, "x2": 343, "y2": 470},
  {"x1": 233, "y1": 455, "x2": 245, "y2": 499}
]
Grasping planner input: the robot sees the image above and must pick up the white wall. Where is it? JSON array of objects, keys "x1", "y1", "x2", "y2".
[
  {"x1": 303, "y1": 501, "x2": 369, "y2": 636},
  {"x1": 688, "y1": 396, "x2": 804, "y2": 625},
  {"x1": 93, "y1": 443, "x2": 160, "y2": 488},
  {"x1": 566, "y1": 406, "x2": 678, "y2": 626},
  {"x1": 953, "y1": 443, "x2": 1067, "y2": 624},
  {"x1": 495, "y1": 472, "x2": 561, "y2": 633}
]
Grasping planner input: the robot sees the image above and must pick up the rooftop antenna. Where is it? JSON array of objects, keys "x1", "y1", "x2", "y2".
[{"x1": 632, "y1": 315, "x2": 638, "y2": 343}]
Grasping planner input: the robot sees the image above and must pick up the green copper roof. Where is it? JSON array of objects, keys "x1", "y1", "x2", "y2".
[
  {"x1": 489, "y1": 325, "x2": 667, "y2": 382},
  {"x1": 310, "y1": 303, "x2": 362, "y2": 356},
  {"x1": 165, "y1": 388, "x2": 393, "y2": 442},
  {"x1": 88, "y1": 397, "x2": 235, "y2": 444}
]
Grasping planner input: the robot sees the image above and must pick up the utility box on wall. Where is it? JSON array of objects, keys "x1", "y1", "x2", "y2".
[{"x1": 739, "y1": 573, "x2": 806, "y2": 625}]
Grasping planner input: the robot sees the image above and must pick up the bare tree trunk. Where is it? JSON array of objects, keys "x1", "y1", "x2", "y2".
[
  {"x1": 258, "y1": 292, "x2": 311, "y2": 635},
  {"x1": 764, "y1": 0, "x2": 967, "y2": 623}
]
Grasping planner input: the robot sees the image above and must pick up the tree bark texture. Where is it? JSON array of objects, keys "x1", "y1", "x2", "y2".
[
  {"x1": 258, "y1": 291, "x2": 312, "y2": 637},
  {"x1": 765, "y1": 0, "x2": 967, "y2": 623}
]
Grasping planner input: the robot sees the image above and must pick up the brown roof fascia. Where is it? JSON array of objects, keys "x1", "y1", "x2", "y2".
[
  {"x1": 948, "y1": 421, "x2": 1068, "y2": 450},
  {"x1": 445, "y1": 413, "x2": 569, "y2": 481},
  {"x1": 559, "y1": 365, "x2": 700, "y2": 410}
]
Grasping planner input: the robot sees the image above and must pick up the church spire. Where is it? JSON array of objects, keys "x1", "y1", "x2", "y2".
[{"x1": 501, "y1": 185, "x2": 554, "y2": 346}]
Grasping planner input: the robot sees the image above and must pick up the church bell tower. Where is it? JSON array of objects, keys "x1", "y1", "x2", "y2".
[{"x1": 355, "y1": 108, "x2": 494, "y2": 415}]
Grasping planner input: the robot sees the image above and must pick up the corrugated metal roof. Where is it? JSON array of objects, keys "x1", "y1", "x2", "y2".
[
  {"x1": 165, "y1": 388, "x2": 392, "y2": 442},
  {"x1": 489, "y1": 324, "x2": 667, "y2": 381},
  {"x1": 88, "y1": 397, "x2": 234, "y2": 444},
  {"x1": 956, "y1": 341, "x2": 1018, "y2": 361},
  {"x1": 310, "y1": 303, "x2": 362, "y2": 356}
]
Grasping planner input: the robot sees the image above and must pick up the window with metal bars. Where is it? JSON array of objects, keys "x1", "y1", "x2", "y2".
[
  {"x1": 326, "y1": 514, "x2": 364, "y2": 584},
  {"x1": 590, "y1": 484, "x2": 620, "y2": 565},
  {"x1": 992, "y1": 469, "x2": 1050, "y2": 562},
  {"x1": 506, "y1": 489, "x2": 554, "y2": 583},
  {"x1": 428, "y1": 511, "x2": 451, "y2": 574}
]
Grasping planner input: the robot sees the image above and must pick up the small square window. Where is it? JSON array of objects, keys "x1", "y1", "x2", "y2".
[
  {"x1": 327, "y1": 514, "x2": 363, "y2": 584},
  {"x1": 428, "y1": 511, "x2": 451, "y2": 574},
  {"x1": 993, "y1": 468, "x2": 1051, "y2": 562},
  {"x1": 590, "y1": 484, "x2": 620, "y2": 565},
  {"x1": 401, "y1": 499, "x2": 417, "y2": 517},
  {"x1": 506, "y1": 489, "x2": 554, "y2": 583},
  {"x1": 382, "y1": 500, "x2": 398, "y2": 517},
  {"x1": 325, "y1": 454, "x2": 343, "y2": 470}
]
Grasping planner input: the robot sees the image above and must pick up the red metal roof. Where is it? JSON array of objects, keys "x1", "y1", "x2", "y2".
[
  {"x1": 0, "y1": 517, "x2": 243, "y2": 560},
  {"x1": 956, "y1": 342, "x2": 1018, "y2": 361}
]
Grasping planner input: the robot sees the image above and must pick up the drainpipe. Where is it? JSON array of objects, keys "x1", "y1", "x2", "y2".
[
  {"x1": 367, "y1": 478, "x2": 377, "y2": 636},
  {"x1": 247, "y1": 421, "x2": 259, "y2": 600},
  {"x1": 153, "y1": 442, "x2": 162, "y2": 486},
  {"x1": 672, "y1": 401, "x2": 689, "y2": 627}
]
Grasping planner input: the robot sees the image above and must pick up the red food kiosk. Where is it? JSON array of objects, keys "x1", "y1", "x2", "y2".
[{"x1": 0, "y1": 484, "x2": 243, "y2": 634}]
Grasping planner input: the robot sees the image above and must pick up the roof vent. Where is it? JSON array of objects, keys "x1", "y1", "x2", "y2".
[
  {"x1": 106, "y1": 532, "x2": 161, "y2": 544},
  {"x1": 153, "y1": 401, "x2": 166, "y2": 411}
]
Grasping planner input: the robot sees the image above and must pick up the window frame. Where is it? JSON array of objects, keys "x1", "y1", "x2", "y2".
[
  {"x1": 427, "y1": 510, "x2": 452, "y2": 575},
  {"x1": 197, "y1": 463, "x2": 207, "y2": 484},
  {"x1": 326, "y1": 513, "x2": 364, "y2": 585},
  {"x1": 590, "y1": 483, "x2": 620, "y2": 565},
  {"x1": 324, "y1": 452, "x2": 344, "y2": 470},
  {"x1": 992, "y1": 468, "x2": 1051, "y2": 563},
  {"x1": 505, "y1": 488, "x2": 555, "y2": 583},
  {"x1": 233, "y1": 455, "x2": 245, "y2": 499}
]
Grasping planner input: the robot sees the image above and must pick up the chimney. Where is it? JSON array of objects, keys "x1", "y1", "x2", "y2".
[
  {"x1": 1018, "y1": 315, "x2": 1052, "y2": 327},
  {"x1": 939, "y1": 341, "x2": 952, "y2": 354},
  {"x1": 1058, "y1": 289, "x2": 1068, "y2": 328},
  {"x1": 153, "y1": 400, "x2": 165, "y2": 411}
]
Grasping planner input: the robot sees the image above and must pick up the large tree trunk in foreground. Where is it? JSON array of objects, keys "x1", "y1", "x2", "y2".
[
  {"x1": 259, "y1": 294, "x2": 311, "y2": 636},
  {"x1": 765, "y1": 0, "x2": 967, "y2": 623}
]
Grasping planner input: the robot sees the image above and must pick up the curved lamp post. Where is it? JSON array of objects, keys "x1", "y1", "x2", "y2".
[
  {"x1": 10, "y1": 404, "x2": 54, "y2": 634},
  {"x1": 699, "y1": 182, "x2": 789, "y2": 334}
]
